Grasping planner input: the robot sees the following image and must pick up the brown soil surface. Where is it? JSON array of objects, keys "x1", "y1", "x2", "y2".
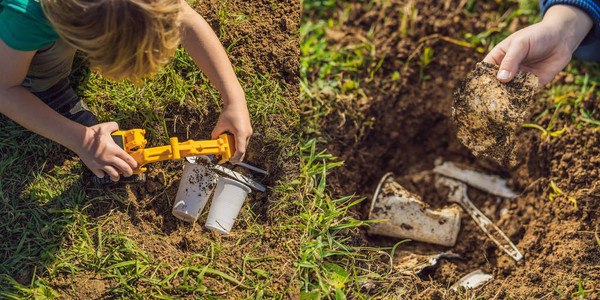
[
  {"x1": 313, "y1": 0, "x2": 600, "y2": 297},
  {"x1": 48, "y1": 0, "x2": 300, "y2": 298}
]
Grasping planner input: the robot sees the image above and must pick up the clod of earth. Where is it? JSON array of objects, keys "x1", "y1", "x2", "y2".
[{"x1": 452, "y1": 62, "x2": 538, "y2": 167}]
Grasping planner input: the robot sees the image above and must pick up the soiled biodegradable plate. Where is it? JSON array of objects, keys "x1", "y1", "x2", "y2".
[{"x1": 453, "y1": 62, "x2": 538, "y2": 167}]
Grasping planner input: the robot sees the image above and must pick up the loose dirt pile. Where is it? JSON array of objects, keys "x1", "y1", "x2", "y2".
[
  {"x1": 453, "y1": 62, "x2": 538, "y2": 167},
  {"x1": 312, "y1": 0, "x2": 600, "y2": 297}
]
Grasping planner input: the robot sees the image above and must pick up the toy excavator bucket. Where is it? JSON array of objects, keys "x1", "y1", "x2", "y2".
[
  {"x1": 111, "y1": 129, "x2": 147, "y2": 152},
  {"x1": 217, "y1": 133, "x2": 236, "y2": 164}
]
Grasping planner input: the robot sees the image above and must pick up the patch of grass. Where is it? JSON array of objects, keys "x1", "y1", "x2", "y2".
[
  {"x1": 81, "y1": 50, "x2": 206, "y2": 143},
  {"x1": 42, "y1": 219, "x2": 266, "y2": 297},
  {"x1": 300, "y1": 15, "x2": 380, "y2": 136},
  {"x1": 0, "y1": 120, "x2": 87, "y2": 288},
  {"x1": 462, "y1": 0, "x2": 540, "y2": 53},
  {"x1": 302, "y1": 0, "x2": 340, "y2": 18},
  {"x1": 82, "y1": 46, "x2": 297, "y2": 151},
  {"x1": 296, "y1": 140, "x2": 414, "y2": 298},
  {"x1": 244, "y1": 73, "x2": 299, "y2": 147},
  {"x1": 524, "y1": 63, "x2": 600, "y2": 141}
]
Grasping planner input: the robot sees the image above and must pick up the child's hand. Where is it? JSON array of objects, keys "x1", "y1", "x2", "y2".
[
  {"x1": 484, "y1": 5, "x2": 593, "y2": 88},
  {"x1": 76, "y1": 122, "x2": 138, "y2": 181},
  {"x1": 211, "y1": 103, "x2": 253, "y2": 164}
]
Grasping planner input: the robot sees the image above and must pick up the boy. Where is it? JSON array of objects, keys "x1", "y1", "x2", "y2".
[
  {"x1": 0, "y1": 0, "x2": 252, "y2": 182},
  {"x1": 484, "y1": 1, "x2": 599, "y2": 87}
]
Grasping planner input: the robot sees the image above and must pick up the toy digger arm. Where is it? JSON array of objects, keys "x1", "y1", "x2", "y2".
[
  {"x1": 112, "y1": 130, "x2": 235, "y2": 174},
  {"x1": 176, "y1": 135, "x2": 236, "y2": 161}
]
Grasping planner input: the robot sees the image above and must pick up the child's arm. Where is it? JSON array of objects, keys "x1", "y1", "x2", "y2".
[
  {"x1": 0, "y1": 39, "x2": 137, "y2": 181},
  {"x1": 179, "y1": 2, "x2": 252, "y2": 164},
  {"x1": 484, "y1": 5, "x2": 593, "y2": 88}
]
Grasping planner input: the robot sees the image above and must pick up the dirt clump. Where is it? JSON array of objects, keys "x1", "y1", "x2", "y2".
[{"x1": 453, "y1": 62, "x2": 538, "y2": 167}]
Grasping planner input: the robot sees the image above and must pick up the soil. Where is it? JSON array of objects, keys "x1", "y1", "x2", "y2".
[
  {"x1": 454, "y1": 62, "x2": 538, "y2": 167},
  {"x1": 197, "y1": 0, "x2": 300, "y2": 88},
  {"x1": 310, "y1": 0, "x2": 600, "y2": 297},
  {"x1": 45, "y1": 0, "x2": 301, "y2": 298}
]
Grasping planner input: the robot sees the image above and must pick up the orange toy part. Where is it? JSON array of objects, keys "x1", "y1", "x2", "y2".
[{"x1": 112, "y1": 129, "x2": 235, "y2": 174}]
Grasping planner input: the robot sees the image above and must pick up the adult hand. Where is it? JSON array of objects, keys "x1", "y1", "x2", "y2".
[
  {"x1": 211, "y1": 103, "x2": 253, "y2": 164},
  {"x1": 484, "y1": 5, "x2": 593, "y2": 88},
  {"x1": 76, "y1": 122, "x2": 138, "y2": 181}
]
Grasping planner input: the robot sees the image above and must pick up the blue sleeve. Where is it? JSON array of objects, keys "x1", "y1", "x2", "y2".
[
  {"x1": 541, "y1": 0, "x2": 600, "y2": 38},
  {"x1": 0, "y1": 3, "x2": 59, "y2": 51}
]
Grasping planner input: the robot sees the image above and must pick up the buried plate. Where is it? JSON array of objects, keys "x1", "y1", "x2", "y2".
[
  {"x1": 433, "y1": 161, "x2": 517, "y2": 198},
  {"x1": 451, "y1": 269, "x2": 493, "y2": 291}
]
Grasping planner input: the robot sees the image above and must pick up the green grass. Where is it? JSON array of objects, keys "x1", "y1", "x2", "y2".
[
  {"x1": 79, "y1": 48, "x2": 297, "y2": 146},
  {"x1": 0, "y1": 123, "x2": 88, "y2": 297},
  {"x1": 299, "y1": 3, "x2": 422, "y2": 297},
  {"x1": 526, "y1": 62, "x2": 600, "y2": 135},
  {"x1": 296, "y1": 140, "x2": 417, "y2": 299},
  {"x1": 461, "y1": 0, "x2": 540, "y2": 53}
]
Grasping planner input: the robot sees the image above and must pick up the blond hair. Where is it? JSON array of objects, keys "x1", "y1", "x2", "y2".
[{"x1": 41, "y1": 0, "x2": 183, "y2": 81}]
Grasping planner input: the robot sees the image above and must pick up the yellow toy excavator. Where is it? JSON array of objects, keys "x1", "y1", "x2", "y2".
[{"x1": 94, "y1": 129, "x2": 235, "y2": 184}]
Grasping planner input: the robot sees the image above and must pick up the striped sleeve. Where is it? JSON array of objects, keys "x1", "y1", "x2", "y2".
[{"x1": 541, "y1": 0, "x2": 600, "y2": 38}]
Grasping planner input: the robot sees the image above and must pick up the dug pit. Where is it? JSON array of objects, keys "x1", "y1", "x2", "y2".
[{"x1": 313, "y1": 0, "x2": 600, "y2": 297}]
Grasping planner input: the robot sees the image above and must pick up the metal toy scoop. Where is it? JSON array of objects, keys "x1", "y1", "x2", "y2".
[{"x1": 436, "y1": 176, "x2": 523, "y2": 261}]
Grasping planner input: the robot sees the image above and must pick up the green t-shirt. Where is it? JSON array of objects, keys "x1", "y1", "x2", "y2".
[{"x1": 0, "y1": 0, "x2": 59, "y2": 51}]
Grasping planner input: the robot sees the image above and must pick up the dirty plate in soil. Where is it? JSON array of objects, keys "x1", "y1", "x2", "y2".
[
  {"x1": 433, "y1": 160, "x2": 517, "y2": 198},
  {"x1": 453, "y1": 62, "x2": 538, "y2": 167},
  {"x1": 451, "y1": 269, "x2": 493, "y2": 291}
]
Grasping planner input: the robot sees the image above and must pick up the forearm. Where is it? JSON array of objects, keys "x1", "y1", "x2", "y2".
[
  {"x1": 543, "y1": 5, "x2": 593, "y2": 53},
  {"x1": 180, "y1": 3, "x2": 245, "y2": 107},
  {"x1": 0, "y1": 86, "x2": 87, "y2": 152}
]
